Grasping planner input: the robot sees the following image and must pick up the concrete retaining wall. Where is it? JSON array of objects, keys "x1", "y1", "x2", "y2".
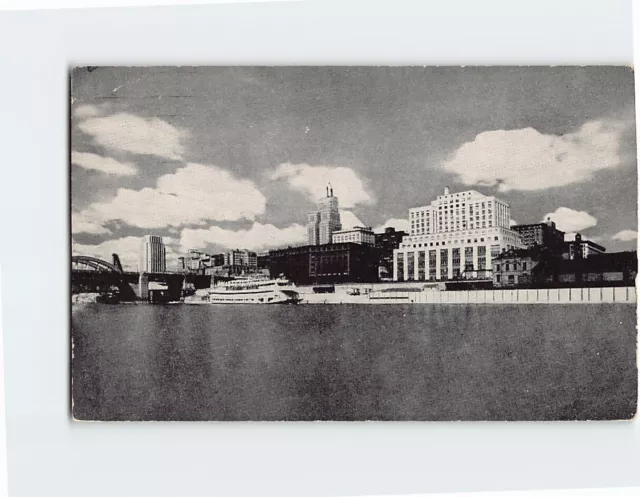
[{"x1": 368, "y1": 287, "x2": 636, "y2": 304}]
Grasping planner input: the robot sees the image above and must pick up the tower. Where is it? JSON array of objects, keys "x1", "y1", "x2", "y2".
[
  {"x1": 307, "y1": 184, "x2": 341, "y2": 245},
  {"x1": 138, "y1": 235, "x2": 166, "y2": 273}
]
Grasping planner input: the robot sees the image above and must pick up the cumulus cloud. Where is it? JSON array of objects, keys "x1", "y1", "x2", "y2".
[
  {"x1": 612, "y1": 230, "x2": 638, "y2": 241},
  {"x1": 442, "y1": 119, "x2": 629, "y2": 191},
  {"x1": 543, "y1": 207, "x2": 597, "y2": 233},
  {"x1": 179, "y1": 222, "x2": 306, "y2": 253},
  {"x1": 340, "y1": 210, "x2": 365, "y2": 230},
  {"x1": 270, "y1": 163, "x2": 374, "y2": 208},
  {"x1": 374, "y1": 218, "x2": 410, "y2": 233},
  {"x1": 73, "y1": 235, "x2": 180, "y2": 271},
  {"x1": 72, "y1": 211, "x2": 111, "y2": 235},
  {"x1": 72, "y1": 236, "x2": 142, "y2": 270},
  {"x1": 73, "y1": 163, "x2": 266, "y2": 233},
  {"x1": 78, "y1": 112, "x2": 187, "y2": 161},
  {"x1": 71, "y1": 151, "x2": 136, "y2": 176},
  {"x1": 73, "y1": 103, "x2": 110, "y2": 119},
  {"x1": 509, "y1": 219, "x2": 518, "y2": 227}
]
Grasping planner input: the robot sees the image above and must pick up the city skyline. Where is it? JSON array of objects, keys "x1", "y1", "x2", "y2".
[{"x1": 71, "y1": 67, "x2": 637, "y2": 270}]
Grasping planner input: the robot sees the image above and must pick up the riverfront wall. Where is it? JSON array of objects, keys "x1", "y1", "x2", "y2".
[{"x1": 367, "y1": 286, "x2": 636, "y2": 304}]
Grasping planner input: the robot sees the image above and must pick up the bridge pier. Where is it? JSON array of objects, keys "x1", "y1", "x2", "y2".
[{"x1": 138, "y1": 273, "x2": 149, "y2": 301}]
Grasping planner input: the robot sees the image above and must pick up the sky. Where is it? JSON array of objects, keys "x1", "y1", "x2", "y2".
[{"x1": 70, "y1": 66, "x2": 638, "y2": 270}]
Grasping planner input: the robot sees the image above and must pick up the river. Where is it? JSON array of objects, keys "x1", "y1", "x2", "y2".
[{"x1": 71, "y1": 303, "x2": 637, "y2": 421}]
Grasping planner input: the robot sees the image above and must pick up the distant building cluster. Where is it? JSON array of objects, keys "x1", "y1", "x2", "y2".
[
  {"x1": 394, "y1": 187, "x2": 635, "y2": 289},
  {"x1": 262, "y1": 184, "x2": 407, "y2": 285},
  {"x1": 177, "y1": 248, "x2": 259, "y2": 277},
  {"x1": 139, "y1": 185, "x2": 635, "y2": 289}
]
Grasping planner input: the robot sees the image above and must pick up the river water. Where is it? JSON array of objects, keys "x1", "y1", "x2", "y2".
[{"x1": 71, "y1": 303, "x2": 637, "y2": 421}]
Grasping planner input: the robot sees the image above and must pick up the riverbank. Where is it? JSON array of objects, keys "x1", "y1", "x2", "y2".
[
  {"x1": 73, "y1": 285, "x2": 637, "y2": 305},
  {"x1": 296, "y1": 285, "x2": 636, "y2": 304}
]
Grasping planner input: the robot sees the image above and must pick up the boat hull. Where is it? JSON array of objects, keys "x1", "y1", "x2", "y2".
[{"x1": 203, "y1": 289, "x2": 300, "y2": 305}]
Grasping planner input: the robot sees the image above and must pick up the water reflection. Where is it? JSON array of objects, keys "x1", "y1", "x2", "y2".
[{"x1": 71, "y1": 303, "x2": 637, "y2": 421}]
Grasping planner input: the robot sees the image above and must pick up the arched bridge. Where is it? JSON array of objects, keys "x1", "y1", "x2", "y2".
[
  {"x1": 71, "y1": 254, "x2": 211, "y2": 302},
  {"x1": 72, "y1": 255, "x2": 123, "y2": 274},
  {"x1": 71, "y1": 254, "x2": 137, "y2": 301}
]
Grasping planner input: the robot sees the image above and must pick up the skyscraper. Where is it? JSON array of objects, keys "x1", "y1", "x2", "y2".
[
  {"x1": 307, "y1": 183, "x2": 342, "y2": 245},
  {"x1": 139, "y1": 235, "x2": 166, "y2": 273},
  {"x1": 394, "y1": 187, "x2": 525, "y2": 281},
  {"x1": 307, "y1": 211, "x2": 320, "y2": 246},
  {"x1": 511, "y1": 217, "x2": 565, "y2": 257}
]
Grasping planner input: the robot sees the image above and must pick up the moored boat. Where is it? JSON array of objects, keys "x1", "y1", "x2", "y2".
[{"x1": 190, "y1": 276, "x2": 301, "y2": 304}]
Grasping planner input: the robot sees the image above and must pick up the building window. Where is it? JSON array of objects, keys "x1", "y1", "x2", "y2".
[
  {"x1": 522, "y1": 262, "x2": 527, "y2": 270},
  {"x1": 496, "y1": 274, "x2": 501, "y2": 283},
  {"x1": 395, "y1": 252, "x2": 404, "y2": 282}
]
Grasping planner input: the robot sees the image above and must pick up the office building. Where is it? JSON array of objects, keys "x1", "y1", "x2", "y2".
[
  {"x1": 268, "y1": 243, "x2": 378, "y2": 285},
  {"x1": 268, "y1": 245, "x2": 312, "y2": 283},
  {"x1": 512, "y1": 218, "x2": 565, "y2": 256},
  {"x1": 492, "y1": 247, "x2": 635, "y2": 288},
  {"x1": 374, "y1": 227, "x2": 406, "y2": 280},
  {"x1": 393, "y1": 187, "x2": 525, "y2": 281},
  {"x1": 307, "y1": 183, "x2": 342, "y2": 245},
  {"x1": 185, "y1": 249, "x2": 204, "y2": 271},
  {"x1": 492, "y1": 248, "x2": 543, "y2": 288},
  {"x1": 210, "y1": 253, "x2": 225, "y2": 267},
  {"x1": 332, "y1": 226, "x2": 375, "y2": 245},
  {"x1": 563, "y1": 233, "x2": 606, "y2": 260},
  {"x1": 257, "y1": 252, "x2": 270, "y2": 269},
  {"x1": 138, "y1": 235, "x2": 166, "y2": 273},
  {"x1": 179, "y1": 250, "x2": 224, "y2": 273},
  {"x1": 307, "y1": 211, "x2": 320, "y2": 246},
  {"x1": 224, "y1": 249, "x2": 258, "y2": 268},
  {"x1": 531, "y1": 251, "x2": 635, "y2": 287}
]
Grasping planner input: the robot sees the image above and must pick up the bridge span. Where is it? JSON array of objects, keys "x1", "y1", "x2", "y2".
[{"x1": 71, "y1": 254, "x2": 211, "y2": 302}]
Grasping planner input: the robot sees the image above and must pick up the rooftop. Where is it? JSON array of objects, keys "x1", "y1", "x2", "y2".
[{"x1": 333, "y1": 226, "x2": 373, "y2": 234}]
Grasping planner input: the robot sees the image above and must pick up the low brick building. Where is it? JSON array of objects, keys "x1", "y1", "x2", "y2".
[
  {"x1": 537, "y1": 251, "x2": 637, "y2": 286},
  {"x1": 493, "y1": 249, "x2": 637, "y2": 288},
  {"x1": 268, "y1": 243, "x2": 379, "y2": 285},
  {"x1": 492, "y1": 248, "x2": 542, "y2": 288}
]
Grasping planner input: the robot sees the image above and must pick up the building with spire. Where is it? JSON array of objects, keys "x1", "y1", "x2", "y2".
[{"x1": 307, "y1": 183, "x2": 342, "y2": 245}]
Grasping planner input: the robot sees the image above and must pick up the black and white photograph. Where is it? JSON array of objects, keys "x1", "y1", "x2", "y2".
[{"x1": 70, "y1": 66, "x2": 637, "y2": 421}]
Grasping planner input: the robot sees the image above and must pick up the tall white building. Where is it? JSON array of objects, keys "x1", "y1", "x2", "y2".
[
  {"x1": 393, "y1": 188, "x2": 525, "y2": 281},
  {"x1": 307, "y1": 183, "x2": 342, "y2": 245},
  {"x1": 139, "y1": 235, "x2": 166, "y2": 273}
]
